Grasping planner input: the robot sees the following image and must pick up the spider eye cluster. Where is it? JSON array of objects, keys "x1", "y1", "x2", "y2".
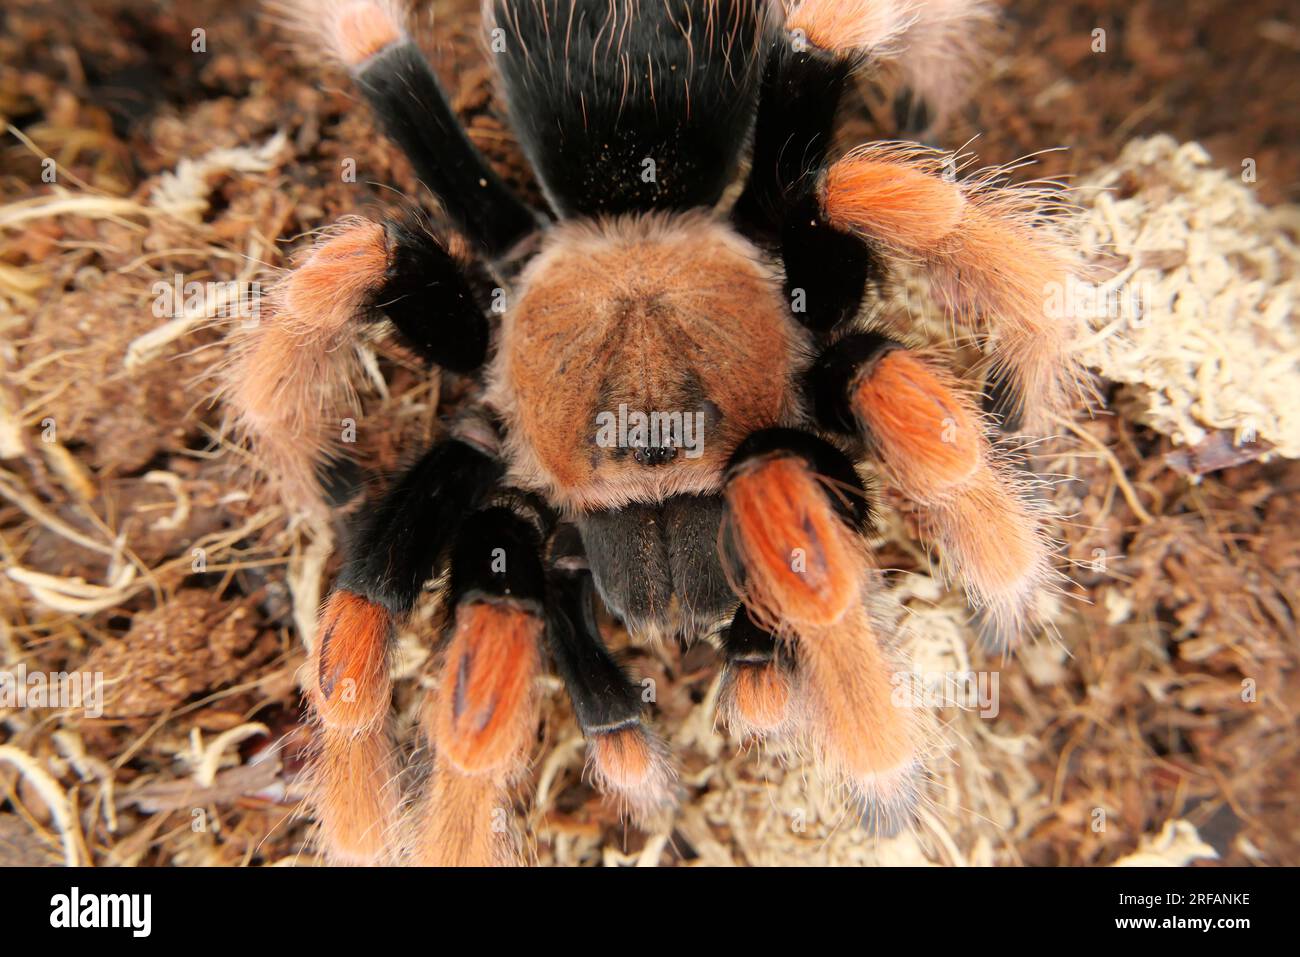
[{"x1": 632, "y1": 444, "x2": 680, "y2": 467}]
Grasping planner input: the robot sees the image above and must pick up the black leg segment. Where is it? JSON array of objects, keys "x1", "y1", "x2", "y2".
[
  {"x1": 804, "y1": 331, "x2": 901, "y2": 436},
  {"x1": 374, "y1": 212, "x2": 494, "y2": 373},
  {"x1": 337, "y1": 439, "x2": 504, "y2": 615},
  {"x1": 723, "y1": 603, "x2": 784, "y2": 667},
  {"x1": 357, "y1": 41, "x2": 541, "y2": 256},
  {"x1": 447, "y1": 494, "x2": 551, "y2": 611},
  {"x1": 733, "y1": 36, "x2": 854, "y2": 237},
  {"x1": 779, "y1": 185, "x2": 881, "y2": 333},
  {"x1": 545, "y1": 526, "x2": 644, "y2": 733}
]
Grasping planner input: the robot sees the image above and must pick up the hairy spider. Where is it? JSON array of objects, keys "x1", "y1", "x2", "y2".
[{"x1": 223, "y1": 0, "x2": 1088, "y2": 865}]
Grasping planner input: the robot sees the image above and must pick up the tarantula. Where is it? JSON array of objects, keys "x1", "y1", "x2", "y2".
[{"x1": 224, "y1": 0, "x2": 1087, "y2": 865}]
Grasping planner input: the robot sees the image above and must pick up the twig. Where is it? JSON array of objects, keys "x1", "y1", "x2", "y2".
[{"x1": 1050, "y1": 414, "x2": 1155, "y2": 525}]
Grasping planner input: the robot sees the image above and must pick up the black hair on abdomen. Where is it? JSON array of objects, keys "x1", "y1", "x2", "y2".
[{"x1": 489, "y1": 0, "x2": 771, "y2": 217}]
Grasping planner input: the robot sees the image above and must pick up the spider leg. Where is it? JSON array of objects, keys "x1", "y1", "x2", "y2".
[
  {"x1": 734, "y1": 0, "x2": 993, "y2": 237},
  {"x1": 721, "y1": 428, "x2": 920, "y2": 828},
  {"x1": 284, "y1": 0, "x2": 541, "y2": 254},
  {"x1": 544, "y1": 527, "x2": 676, "y2": 822},
  {"x1": 222, "y1": 212, "x2": 492, "y2": 515},
  {"x1": 718, "y1": 604, "x2": 795, "y2": 739},
  {"x1": 486, "y1": 0, "x2": 770, "y2": 217},
  {"x1": 307, "y1": 436, "x2": 503, "y2": 864},
  {"x1": 309, "y1": 592, "x2": 398, "y2": 865},
  {"x1": 731, "y1": 14, "x2": 855, "y2": 238},
  {"x1": 722, "y1": 429, "x2": 869, "y2": 628},
  {"x1": 808, "y1": 333, "x2": 1056, "y2": 645},
  {"x1": 412, "y1": 496, "x2": 550, "y2": 866},
  {"x1": 783, "y1": 0, "x2": 993, "y2": 133},
  {"x1": 805, "y1": 144, "x2": 1090, "y2": 431},
  {"x1": 778, "y1": 185, "x2": 885, "y2": 334}
]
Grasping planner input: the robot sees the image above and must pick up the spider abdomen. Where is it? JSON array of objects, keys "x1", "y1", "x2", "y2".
[{"x1": 487, "y1": 0, "x2": 770, "y2": 217}]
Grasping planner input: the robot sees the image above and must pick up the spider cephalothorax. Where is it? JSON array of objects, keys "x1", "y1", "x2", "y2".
[
  {"x1": 488, "y1": 214, "x2": 804, "y2": 507},
  {"x1": 225, "y1": 0, "x2": 1087, "y2": 865}
]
